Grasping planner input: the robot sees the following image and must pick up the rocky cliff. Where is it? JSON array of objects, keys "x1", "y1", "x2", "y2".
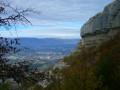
[{"x1": 73, "y1": 0, "x2": 120, "y2": 53}]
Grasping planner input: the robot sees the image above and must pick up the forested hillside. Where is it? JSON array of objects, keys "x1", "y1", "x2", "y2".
[{"x1": 37, "y1": 31, "x2": 120, "y2": 90}]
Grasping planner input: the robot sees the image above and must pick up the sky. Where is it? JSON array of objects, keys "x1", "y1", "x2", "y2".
[{"x1": 0, "y1": 0, "x2": 114, "y2": 39}]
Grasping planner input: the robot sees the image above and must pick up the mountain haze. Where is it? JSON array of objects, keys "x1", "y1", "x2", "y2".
[{"x1": 18, "y1": 38, "x2": 80, "y2": 47}]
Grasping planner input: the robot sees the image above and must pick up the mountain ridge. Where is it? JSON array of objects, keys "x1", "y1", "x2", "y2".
[{"x1": 6, "y1": 38, "x2": 80, "y2": 48}]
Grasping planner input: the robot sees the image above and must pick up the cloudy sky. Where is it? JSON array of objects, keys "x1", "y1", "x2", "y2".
[{"x1": 0, "y1": 0, "x2": 114, "y2": 38}]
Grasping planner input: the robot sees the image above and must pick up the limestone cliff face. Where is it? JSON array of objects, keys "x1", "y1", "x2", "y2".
[
  {"x1": 81, "y1": 0, "x2": 120, "y2": 37},
  {"x1": 73, "y1": 0, "x2": 120, "y2": 53}
]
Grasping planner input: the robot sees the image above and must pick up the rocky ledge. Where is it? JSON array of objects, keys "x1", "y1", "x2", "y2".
[{"x1": 73, "y1": 0, "x2": 120, "y2": 53}]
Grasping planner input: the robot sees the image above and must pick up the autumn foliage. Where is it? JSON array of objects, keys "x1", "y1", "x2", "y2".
[{"x1": 41, "y1": 32, "x2": 120, "y2": 90}]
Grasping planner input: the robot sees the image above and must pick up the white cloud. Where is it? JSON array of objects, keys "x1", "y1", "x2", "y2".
[
  {"x1": 0, "y1": 26, "x2": 81, "y2": 38},
  {"x1": 8, "y1": 0, "x2": 114, "y2": 26},
  {"x1": 0, "y1": 0, "x2": 114, "y2": 38}
]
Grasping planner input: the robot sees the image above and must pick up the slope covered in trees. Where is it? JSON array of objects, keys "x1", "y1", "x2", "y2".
[{"x1": 35, "y1": 31, "x2": 120, "y2": 90}]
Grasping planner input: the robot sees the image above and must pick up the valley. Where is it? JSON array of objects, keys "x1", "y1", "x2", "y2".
[{"x1": 5, "y1": 38, "x2": 80, "y2": 71}]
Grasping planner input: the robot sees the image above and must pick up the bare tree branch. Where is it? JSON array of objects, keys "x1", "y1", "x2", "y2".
[{"x1": 0, "y1": 0, "x2": 40, "y2": 29}]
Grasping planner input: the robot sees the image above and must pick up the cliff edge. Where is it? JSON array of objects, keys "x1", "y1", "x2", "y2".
[{"x1": 73, "y1": 0, "x2": 120, "y2": 53}]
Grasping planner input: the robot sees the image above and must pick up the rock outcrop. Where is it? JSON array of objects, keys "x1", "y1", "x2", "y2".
[
  {"x1": 81, "y1": 0, "x2": 120, "y2": 37},
  {"x1": 73, "y1": 0, "x2": 120, "y2": 53}
]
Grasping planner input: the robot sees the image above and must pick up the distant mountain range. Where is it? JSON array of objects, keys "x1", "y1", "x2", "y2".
[{"x1": 16, "y1": 38, "x2": 80, "y2": 48}]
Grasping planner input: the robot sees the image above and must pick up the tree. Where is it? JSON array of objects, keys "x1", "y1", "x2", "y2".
[
  {"x1": 0, "y1": 0, "x2": 40, "y2": 28},
  {"x1": 0, "y1": 0, "x2": 49, "y2": 86}
]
